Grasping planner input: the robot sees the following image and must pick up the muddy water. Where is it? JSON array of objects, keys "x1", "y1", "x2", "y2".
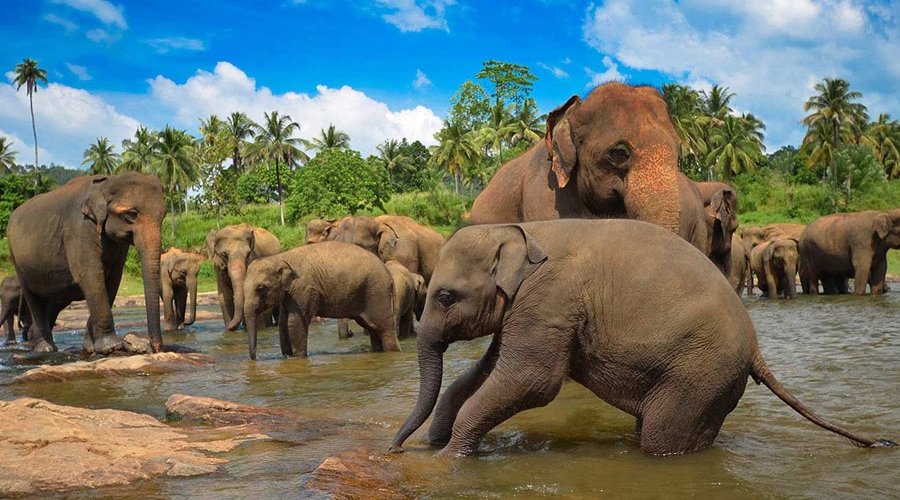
[{"x1": 1, "y1": 292, "x2": 898, "y2": 499}]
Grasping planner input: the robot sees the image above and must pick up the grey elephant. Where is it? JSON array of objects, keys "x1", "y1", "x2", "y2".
[
  {"x1": 750, "y1": 238, "x2": 799, "y2": 299},
  {"x1": 695, "y1": 181, "x2": 739, "y2": 276},
  {"x1": 0, "y1": 275, "x2": 31, "y2": 344},
  {"x1": 160, "y1": 248, "x2": 204, "y2": 331},
  {"x1": 243, "y1": 241, "x2": 398, "y2": 359},
  {"x1": 800, "y1": 210, "x2": 900, "y2": 295},
  {"x1": 7, "y1": 173, "x2": 165, "y2": 353},
  {"x1": 391, "y1": 219, "x2": 893, "y2": 457},
  {"x1": 386, "y1": 261, "x2": 425, "y2": 339},
  {"x1": 305, "y1": 218, "x2": 338, "y2": 244},
  {"x1": 728, "y1": 234, "x2": 752, "y2": 296},
  {"x1": 206, "y1": 224, "x2": 281, "y2": 330}
]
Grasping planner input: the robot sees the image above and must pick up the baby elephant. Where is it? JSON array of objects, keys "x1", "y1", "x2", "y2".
[
  {"x1": 0, "y1": 275, "x2": 31, "y2": 344},
  {"x1": 160, "y1": 248, "x2": 204, "y2": 330},
  {"x1": 391, "y1": 219, "x2": 893, "y2": 457},
  {"x1": 385, "y1": 261, "x2": 425, "y2": 339},
  {"x1": 750, "y1": 238, "x2": 799, "y2": 299},
  {"x1": 243, "y1": 241, "x2": 398, "y2": 359}
]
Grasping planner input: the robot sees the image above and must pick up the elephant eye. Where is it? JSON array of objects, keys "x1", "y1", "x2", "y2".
[
  {"x1": 122, "y1": 209, "x2": 139, "y2": 222},
  {"x1": 435, "y1": 289, "x2": 457, "y2": 307},
  {"x1": 607, "y1": 143, "x2": 631, "y2": 166}
]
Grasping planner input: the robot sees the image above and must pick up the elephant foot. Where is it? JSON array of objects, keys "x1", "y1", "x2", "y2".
[
  {"x1": 31, "y1": 339, "x2": 58, "y2": 353},
  {"x1": 93, "y1": 335, "x2": 122, "y2": 355},
  {"x1": 4, "y1": 339, "x2": 17, "y2": 346}
]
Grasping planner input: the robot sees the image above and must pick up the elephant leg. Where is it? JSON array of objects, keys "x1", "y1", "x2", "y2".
[
  {"x1": 174, "y1": 288, "x2": 188, "y2": 328},
  {"x1": 23, "y1": 291, "x2": 56, "y2": 352},
  {"x1": 2, "y1": 304, "x2": 14, "y2": 343},
  {"x1": 337, "y1": 318, "x2": 353, "y2": 339},
  {"x1": 277, "y1": 301, "x2": 292, "y2": 356},
  {"x1": 161, "y1": 277, "x2": 176, "y2": 331},
  {"x1": 357, "y1": 313, "x2": 400, "y2": 352},
  {"x1": 90, "y1": 264, "x2": 125, "y2": 354},
  {"x1": 869, "y1": 257, "x2": 888, "y2": 295},
  {"x1": 428, "y1": 334, "x2": 501, "y2": 446},
  {"x1": 283, "y1": 301, "x2": 310, "y2": 357},
  {"x1": 765, "y1": 267, "x2": 778, "y2": 299},
  {"x1": 215, "y1": 270, "x2": 233, "y2": 326},
  {"x1": 851, "y1": 254, "x2": 874, "y2": 295},
  {"x1": 397, "y1": 312, "x2": 415, "y2": 339}
]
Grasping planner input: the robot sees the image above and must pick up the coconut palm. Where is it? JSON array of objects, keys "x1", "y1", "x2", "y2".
[
  {"x1": 306, "y1": 124, "x2": 351, "y2": 153},
  {"x1": 0, "y1": 137, "x2": 19, "y2": 174},
  {"x1": 430, "y1": 120, "x2": 482, "y2": 194},
  {"x1": 12, "y1": 58, "x2": 48, "y2": 170},
  {"x1": 249, "y1": 111, "x2": 307, "y2": 226},
  {"x1": 377, "y1": 139, "x2": 409, "y2": 171},
  {"x1": 508, "y1": 98, "x2": 546, "y2": 147},
  {"x1": 199, "y1": 115, "x2": 228, "y2": 168},
  {"x1": 705, "y1": 115, "x2": 765, "y2": 182},
  {"x1": 863, "y1": 114, "x2": 900, "y2": 179},
  {"x1": 802, "y1": 78, "x2": 868, "y2": 187},
  {"x1": 476, "y1": 101, "x2": 514, "y2": 163},
  {"x1": 81, "y1": 137, "x2": 120, "y2": 175},
  {"x1": 701, "y1": 85, "x2": 735, "y2": 124},
  {"x1": 119, "y1": 126, "x2": 156, "y2": 173},
  {"x1": 152, "y1": 126, "x2": 199, "y2": 237},
  {"x1": 224, "y1": 112, "x2": 256, "y2": 172}
]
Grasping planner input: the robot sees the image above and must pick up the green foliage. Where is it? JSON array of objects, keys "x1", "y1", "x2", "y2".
[
  {"x1": 382, "y1": 189, "x2": 471, "y2": 226},
  {"x1": 0, "y1": 172, "x2": 53, "y2": 234},
  {"x1": 476, "y1": 60, "x2": 538, "y2": 109},
  {"x1": 195, "y1": 163, "x2": 241, "y2": 218},
  {"x1": 449, "y1": 81, "x2": 491, "y2": 131},
  {"x1": 378, "y1": 139, "x2": 434, "y2": 193},
  {"x1": 237, "y1": 162, "x2": 281, "y2": 203},
  {"x1": 285, "y1": 149, "x2": 391, "y2": 220}
]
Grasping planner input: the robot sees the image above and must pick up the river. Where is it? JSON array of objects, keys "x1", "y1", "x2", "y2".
[{"x1": 1, "y1": 292, "x2": 897, "y2": 499}]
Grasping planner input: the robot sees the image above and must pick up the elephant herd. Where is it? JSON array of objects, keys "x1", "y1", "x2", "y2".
[{"x1": 0, "y1": 82, "x2": 894, "y2": 461}]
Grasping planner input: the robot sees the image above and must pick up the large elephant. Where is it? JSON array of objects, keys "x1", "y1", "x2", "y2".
[
  {"x1": 467, "y1": 83, "x2": 712, "y2": 261},
  {"x1": 243, "y1": 241, "x2": 398, "y2": 359},
  {"x1": 390, "y1": 219, "x2": 893, "y2": 456},
  {"x1": 750, "y1": 238, "x2": 799, "y2": 299},
  {"x1": 0, "y1": 275, "x2": 31, "y2": 344},
  {"x1": 800, "y1": 210, "x2": 900, "y2": 295},
  {"x1": 386, "y1": 261, "x2": 425, "y2": 339},
  {"x1": 7, "y1": 173, "x2": 165, "y2": 353},
  {"x1": 160, "y1": 248, "x2": 204, "y2": 331},
  {"x1": 206, "y1": 224, "x2": 281, "y2": 330},
  {"x1": 728, "y1": 234, "x2": 752, "y2": 296}
]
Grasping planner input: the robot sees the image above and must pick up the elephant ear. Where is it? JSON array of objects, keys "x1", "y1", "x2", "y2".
[
  {"x1": 204, "y1": 231, "x2": 220, "y2": 263},
  {"x1": 544, "y1": 95, "x2": 581, "y2": 189},
  {"x1": 81, "y1": 177, "x2": 109, "y2": 234},
  {"x1": 377, "y1": 223, "x2": 401, "y2": 254},
  {"x1": 491, "y1": 225, "x2": 548, "y2": 301},
  {"x1": 278, "y1": 260, "x2": 298, "y2": 291},
  {"x1": 706, "y1": 188, "x2": 737, "y2": 254},
  {"x1": 874, "y1": 213, "x2": 891, "y2": 239}
]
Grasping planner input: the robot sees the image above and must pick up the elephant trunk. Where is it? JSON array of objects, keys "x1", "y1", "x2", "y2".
[
  {"x1": 185, "y1": 274, "x2": 198, "y2": 326},
  {"x1": 246, "y1": 304, "x2": 258, "y2": 360},
  {"x1": 785, "y1": 262, "x2": 798, "y2": 299},
  {"x1": 624, "y1": 145, "x2": 682, "y2": 235},
  {"x1": 136, "y1": 224, "x2": 163, "y2": 353},
  {"x1": 225, "y1": 260, "x2": 247, "y2": 331},
  {"x1": 390, "y1": 339, "x2": 447, "y2": 451}
]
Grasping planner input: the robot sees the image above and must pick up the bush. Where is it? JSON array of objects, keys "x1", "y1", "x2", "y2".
[
  {"x1": 237, "y1": 162, "x2": 282, "y2": 204},
  {"x1": 285, "y1": 149, "x2": 391, "y2": 220},
  {"x1": 787, "y1": 184, "x2": 838, "y2": 219},
  {"x1": 382, "y1": 189, "x2": 471, "y2": 226},
  {"x1": 0, "y1": 173, "x2": 54, "y2": 234}
]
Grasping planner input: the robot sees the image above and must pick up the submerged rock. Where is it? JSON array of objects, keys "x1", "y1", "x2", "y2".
[
  {"x1": 13, "y1": 352, "x2": 215, "y2": 383},
  {"x1": 0, "y1": 398, "x2": 254, "y2": 495},
  {"x1": 305, "y1": 449, "x2": 411, "y2": 499}
]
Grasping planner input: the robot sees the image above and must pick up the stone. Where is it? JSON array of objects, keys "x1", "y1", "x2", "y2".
[
  {"x1": 13, "y1": 352, "x2": 215, "y2": 383},
  {"x1": 0, "y1": 398, "x2": 252, "y2": 495},
  {"x1": 305, "y1": 449, "x2": 411, "y2": 499},
  {"x1": 122, "y1": 333, "x2": 152, "y2": 354}
]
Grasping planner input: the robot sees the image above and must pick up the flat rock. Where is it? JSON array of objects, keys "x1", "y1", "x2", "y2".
[
  {"x1": 0, "y1": 398, "x2": 253, "y2": 495},
  {"x1": 13, "y1": 352, "x2": 215, "y2": 383},
  {"x1": 305, "y1": 449, "x2": 411, "y2": 499}
]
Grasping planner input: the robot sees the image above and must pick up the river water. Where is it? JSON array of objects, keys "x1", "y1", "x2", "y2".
[{"x1": 0, "y1": 292, "x2": 897, "y2": 499}]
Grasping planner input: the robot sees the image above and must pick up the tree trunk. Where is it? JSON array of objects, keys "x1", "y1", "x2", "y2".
[
  {"x1": 453, "y1": 171, "x2": 459, "y2": 195},
  {"x1": 170, "y1": 198, "x2": 176, "y2": 239},
  {"x1": 29, "y1": 94, "x2": 38, "y2": 185},
  {"x1": 276, "y1": 159, "x2": 285, "y2": 226}
]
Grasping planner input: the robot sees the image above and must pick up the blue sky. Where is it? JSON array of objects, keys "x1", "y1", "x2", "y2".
[{"x1": 0, "y1": 0, "x2": 897, "y2": 168}]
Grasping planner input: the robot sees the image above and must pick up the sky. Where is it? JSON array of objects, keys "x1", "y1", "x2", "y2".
[{"x1": 0, "y1": 0, "x2": 897, "y2": 168}]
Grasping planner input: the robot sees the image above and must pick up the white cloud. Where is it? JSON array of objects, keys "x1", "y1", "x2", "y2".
[
  {"x1": 376, "y1": 0, "x2": 456, "y2": 32},
  {"x1": 50, "y1": 0, "x2": 127, "y2": 29},
  {"x1": 584, "y1": 56, "x2": 625, "y2": 87},
  {"x1": 65, "y1": 63, "x2": 92, "y2": 81},
  {"x1": 147, "y1": 62, "x2": 443, "y2": 156},
  {"x1": 86, "y1": 28, "x2": 113, "y2": 43},
  {"x1": 146, "y1": 37, "x2": 207, "y2": 54},
  {"x1": 0, "y1": 128, "x2": 57, "y2": 167},
  {"x1": 582, "y1": 0, "x2": 900, "y2": 149},
  {"x1": 539, "y1": 63, "x2": 570, "y2": 79},
  {"x1": 44, "y1": 13, "x2": 79, "y2": 33},
  {"x1": 412, "y1": 69, "x2": 432, "y2": 91}
]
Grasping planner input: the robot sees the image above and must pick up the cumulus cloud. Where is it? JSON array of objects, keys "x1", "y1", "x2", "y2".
[
  {"x1": 412, "y1": 69, "x2": 432, "y2": 91},
  {"x1": 44, "y1": 13, "x2": 79, "y2": 33},
  {"x1": 582, "y1": 0, "x2": 900, "y2": 148},
  {"x1": 146, "y1": 37, "x2": 207, "y2": 54},
  {"x1": 376, "y1": 0, "x2": 456, "y2": 32},
  {"x1": 65, "y1": 63, "x2": 92, "y2": 81},
  {"x1": 50, "y1": 0, "x2": 127, "y2": 29},
  {"x1": 0, "y1": 128, "x2": 58, "y2": 167},
  {"x1": 539, "y1": 63, "x2": 570, "y2": 79},
  {"x1": 147, "y1": 62, "x2": 443, "y2": 155},
  {"x1": 584, "y1": 56, "x2": 625, "y2": 88}
]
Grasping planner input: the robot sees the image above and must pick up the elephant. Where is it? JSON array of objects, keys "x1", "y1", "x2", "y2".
[
  {"x1": 6, "y1": 173, "x2": 165, "y2": 353},
  {"x1": 466, "y1": 83, "x2": 715, "y2": 266},
  {"x1": 729, "y1": 234, "x2": 752, "y2": 296},
  {"x1": 243, "y1": 241, "x2": 398, "y2": 359},
  {"x1": 390, "y1": 219, "x2": 894, "y2": 457},
  {"x1": 764, "y1": 223, "x2": 805, "y2": 241},
  {"x1": 800, "y1": 210, "x2": 900, "y2": 295},
  {"x1": 160, "y1": 248, "x2": 204, "y2": 331},
  {"x1": 386, "y1": 261, "x2": 425, "y2": 339},
  {"x1": 206, "y1": 224, "x2": 281, "y2": 330},
  {"x1": 305, "y1": 218, "x2": 338, "y2": 244},
  {"x1": 750, "y1": 238, "x2": 799, "y2": 299},
  {"x1": 327, "y1": 214, "x2": 444, "y2": 286},
  {"x1": 0, "y1": 275, "x2": 31, "y2": 344},
  {"x1": 695, "y1": 181, "x2": 739, "y2": 276}
]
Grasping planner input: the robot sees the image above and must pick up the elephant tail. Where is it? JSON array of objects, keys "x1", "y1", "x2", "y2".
[{"x1": 750, "y1": 352, "x2": 895, "y2": 448}]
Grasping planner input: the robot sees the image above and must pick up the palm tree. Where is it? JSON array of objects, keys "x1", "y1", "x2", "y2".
[
  {"x1": 705, "y1": 115, "x2": 765, "y2": 182},
  {"x1": 249, "y1": 111, "x2": 308, "y2": 226},
  {"x1": 701, "y1": 85, "x2": 735, "y2": 124},
  {"x1": 0, "y1": 137, "x2": 19, "y2": 174},
  {"x1": 377, "y1": 139, "x2": 409, "y2": 171},
  {"x1": 199, "y1": 115, "x2": 228, "y2": 169},
  {"x1": 152, "y1": 126, "x2": 199, "y2": 237},
  {"x1": 224, "y1": 112, "x2": 256, "y2": 172},
  {"x1": 119, "y1": 126, "x2": 156, "y2": 173},
  {"x1": 81, "y1": 137, "x2": 120, "y2": 175},
  {"x1": 863, "y1": 114, "x2": 900, "y2": 178},
  {"x1": 429, "y1": 120, "x2": 481, "y2": 194},
  {"x1": 802, "y1": 78, "x2": 868, "y2": 187},
  {"x1": 476, "y1": 101, "x2": 514, "y2": 164},
  {"x1": 661, "y1": 84, "x2": 708, "y2": 177},
  {"x1": 306, "y1": 124, "x2": 351, "y2": 153},
  {"x1": 508, "y1": 98, "x2": 546, "y2": 147},
  {"x1": 12, "y1": 59, "x2": 48, "y2": 171}
]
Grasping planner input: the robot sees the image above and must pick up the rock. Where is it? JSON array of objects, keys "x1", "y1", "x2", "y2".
[
  {"x1": 13, "y1": 352, "x2": 215, "y2": 383},
  {"x1": 305, "y1": 449, "x2": 411, "y2": 499},
  {"x1": 122, "y1": 333, "x2": 152, "y2": 354},
  {"x1": 9, "y1": 351, "x2": 83, "y2": 366},
  {"x1": 0, "y1": 398, "x2": 252, "y2": 495}
]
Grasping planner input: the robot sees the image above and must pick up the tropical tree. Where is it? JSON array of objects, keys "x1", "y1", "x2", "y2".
[
  {"x1": 701, "y1": 85, "x2": 735, "y2": 124},
  {"x1": 81, "y1": 137, "x2": 120, "y2": 175},
  {"x1": 12, "y1": 58, "x2": 48, "y2": 170},
  {"x1": 119, "y1": 126, "x2": 156, "y2": 173},
  {"x1": 662, "y1": 84, "x2": 708, "y2": 178},
  {"x1": 377, "y1": 139, "x2": 409, "y2": 172},
  {"x1": 306, "y1": 124, "x2": 351, "y2": 153},
  {"x1": 508, "y1": 97, "x2": 546, "y2": 146},
  {"x1": 705, "y1": 115, "x2": 765, "y2": 182},
  {"x1": 224, "y1": 112, "x2": 256, "y2": 172},
  {"x1": 863, "y1": 114, "x2": 900, "y2": 178},
  {"x1": 429, "y1": 120, "x2": 481, "y2": 194},
  {"x1": 249, "y1": 111, "x2": 308, "y2": 225},
  {"x1": 152, "y1": 126, "x2": 198, "y2": 237},
  {"x1": 802, "y1": 78, "x2": 868, "y2": 187},
  {"x1": 476, "y1": 101, "x2": 514, "y2": 164},
  {"x1": 0, "y1": 137, "x2": 19, "y2": 174}
]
